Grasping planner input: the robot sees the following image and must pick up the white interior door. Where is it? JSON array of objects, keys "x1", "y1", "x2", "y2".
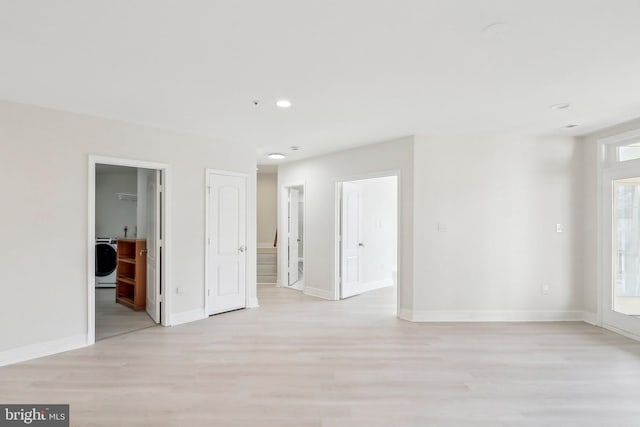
[
  {"x1": 145, "y1": 170, "x2": 161, "y2": 323},
  {"x1": 207, "y1": 172, "x2": 247, "y2": 315},
  {"x1": 341, "y1": 182, "x2": 363, "y2": 298},
  {"x1": 603, "y1": 169, "x2": 640, "y2": 337},
  {"x1": 288, "y1": 188, "x2": 300, "y2": 285}
]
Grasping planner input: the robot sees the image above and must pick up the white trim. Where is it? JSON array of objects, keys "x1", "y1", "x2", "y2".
[
  {"x1": 602, "y1": 323, "x2": 640, "y2": 342},
  {"x1": 279, "y1": 181, "x2": 306, "y2": 289},
  {"x1": 170, "y1": 309, "x2": 206, "y2": 326},
  {"x1": 596, "y1": 132, "x2": 640, "y2": 336},
  {"x1": 303, "y1": 286, "x2": 336, "y2": 300},
  {"x1": 0, "y1": 334, "x2": 87, "y2": 367},
  {"x1": 334, "y1": 182, "x2": 342, "y2": 301},
  {"x1": 247, "y1": 297, "x2": 260, "y2": 308},
  {"x1": 88, "y1": 155, "x2": 172, "y2": 347},
  {"x1": 398, "y1": 308, "x2": 413, "y2": 321},
  {"x1": 599, "y1": 128, "x2": 640, "y2": 147},
  {"x1": 205, "y1": 168, "x2": 250, "y2": 316},
  {"x1": 401, "y1": 310, "x2": 586, "y2": 322},
  {"x1": 583, "y1": 311, "x2": 598, "y2": 326}
]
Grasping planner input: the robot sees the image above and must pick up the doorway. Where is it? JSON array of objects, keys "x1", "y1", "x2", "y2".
[
  {"x1": 336, "y1": 174, "x2": 398, "y2": 310},
  {"x1": 603, "y1": 172, "x2": 640, "y2": 337},
  {"x1": 88, "y1": 156, "x2": 169, "y2": 345},
  {"x1": 600, "y1": 131, "x2": 640, "y2": 339},
  {"x1": 205, "y1": 170, "x2": 248, "y2": 315},
  {"x1": 286, "y1": 185, "x2": 305, "y2": 290}
]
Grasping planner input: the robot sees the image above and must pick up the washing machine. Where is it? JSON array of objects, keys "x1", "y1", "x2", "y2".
[{"x1": 95, "y1": 237, "x2": 117, "y2": 287}]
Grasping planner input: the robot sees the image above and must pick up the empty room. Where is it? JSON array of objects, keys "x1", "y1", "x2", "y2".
[{"x1": 2, "y1": 1, "x2": 640, "y2": 426}]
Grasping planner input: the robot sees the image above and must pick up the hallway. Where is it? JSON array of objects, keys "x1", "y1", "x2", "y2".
[{"x1": 1, "y1": 285, "x2": 640, "y2": 426}]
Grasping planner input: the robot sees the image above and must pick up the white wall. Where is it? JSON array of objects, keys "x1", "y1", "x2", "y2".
[
  {"x1": 580, "y1": 117, "x2": 640, "y2": 318},
  {"x1": 0, "y1": 100, "x2": 257, "y2": 357},
  {"x1": 359, "y1": 176, "x2": 397, "y2": 284},
  {"x1": 277, "y1": 137, "x2": 414, "y2": 307},
  {"x1": 257, "y1": 172, "x2": 277, "y2": 248},
  {"x1": 278, "y1": 133, "x2": 585, "y2": 321},
  {"x1": 95, "y1": 166, "x2": 137, "y2": 239},
  {"x1": 411, "y1": 135, "x2": 584, "y2": 319}
]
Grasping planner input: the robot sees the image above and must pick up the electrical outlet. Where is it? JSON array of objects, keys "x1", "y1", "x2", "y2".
[
  {"x1": 176, "y1": 287, "x2": 183, "y2": 295},
  {"x1": 541, "y1": 284, "x2": 550, "y2": 295},
  {"x1": 437, "y1": 223, "x2": 447, "y2": 232},
  {"x1": 556, "y1": 224, "x2": 563, "y2": 233}
]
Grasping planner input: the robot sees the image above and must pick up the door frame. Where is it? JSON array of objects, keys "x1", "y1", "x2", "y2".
[
  {"x1": 204, "y1": 168, "x2": 249, "y2": 315},
  {"x1": 87, "y1": 155, "x2": 172, "y2": 345},
  {"x1": 278, "y1": 181, "x2": 306, "y2": 288},
  {"x1": 334, "y1": 170, "x2": 401, "y2": 316},
  {"x1": 597, "y1": 129, "x2": 640, "y2": 340},
  {"x1": 286, "y1": 184, "x2": 306, "y2": 287}
]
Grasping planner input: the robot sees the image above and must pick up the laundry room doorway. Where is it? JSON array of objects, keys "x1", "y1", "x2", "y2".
[{"x1": 88, "y1": 156, "x2": 170, "y2": 344}]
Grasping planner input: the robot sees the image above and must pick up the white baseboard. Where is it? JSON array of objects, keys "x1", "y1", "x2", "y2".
[
  {"x1": 602, "y1": 323, "x2": 640, "y2": 342},
  {"x1": 170, "y1": 308, "x2": 206, "y2": 326},
  {"x1": 582, "y1": 311, "x2": 598, "y2": 326},
  {"x1": 303, "y1": 286, "x2": 336, "y2": 301},
  {"x1": 0, "y1": 334, "x2": 88, "y2": 367},
  {"x1": 247, "y1": 297, "x2": 260, "y2": 308},
  {"x1": 400, "y1": 309, "x2": 586, "y2": 322}
]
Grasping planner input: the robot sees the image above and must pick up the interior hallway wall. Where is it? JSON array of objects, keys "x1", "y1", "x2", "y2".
[
  {"x1": 257, "y1": 172, "x2": 277, "y2": 248},
  {"x1": 0, "y1": 100, "x2": 257, "y2": 358},
  {"x1": 277, "y1": 137, "x2": 414, "y2": 310}
]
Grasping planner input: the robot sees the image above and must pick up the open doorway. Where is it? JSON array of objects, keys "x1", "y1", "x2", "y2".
[
  {"x1": 286, "y1": 185, "x2": 305, "y2": 290},
  {"x1": 336, "y1": 175, "x2": 398, "y2": 311},
  {"x1": 88, "y1": 157, "x2": 169, "y2": 344}
]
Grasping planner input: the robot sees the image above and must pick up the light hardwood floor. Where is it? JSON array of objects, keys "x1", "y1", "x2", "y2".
[
  {"x1": 2, "y1": 285, "x2": 640, "y2": 426},
  {"x1": 95, "y1": 288, "x2": 156, "y2": 341}
]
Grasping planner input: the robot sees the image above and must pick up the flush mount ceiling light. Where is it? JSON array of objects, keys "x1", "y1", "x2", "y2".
[
  {"x1": 550, "y1": 103, "x2": 571, "y2": 110},
  {"x1": 268, "y1": 153, "x2": 286, "y2": 160},
  {"x1": 276, "y1": 99, "x2": 292, "y2": 108},
  {"x1": 290, "y1": 146, "x2": 300, "y2": 151}
]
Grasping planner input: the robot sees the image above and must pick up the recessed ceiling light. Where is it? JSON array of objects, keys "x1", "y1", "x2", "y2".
[
  {"x1": 276, "y1": 99, "x2": 292, "y2": 108},
  {"x1": 550, "y1": 103, "x2": 571, "y2": 110},
  {"x1": 268, "y1": 153, "x2": 286, "y2": 160},
  {"x1": 482, "y1": 22, "x2": 507, "y2": 32},
  {"x1": 564, "y1": 124, "x2": 579, "y2": 129}
]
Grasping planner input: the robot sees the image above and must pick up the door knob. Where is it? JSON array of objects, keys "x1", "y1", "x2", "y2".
[
  {"x1": 358, "y1": 243, "x2": 364, "y2": 247},
  {"x1": 238, "y1": 245, "x2": 246, "y2": 253}
]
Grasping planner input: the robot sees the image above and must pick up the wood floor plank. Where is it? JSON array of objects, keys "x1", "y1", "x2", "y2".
[{"x1": 1, "y1": 285, "x2": 640, "y2": 426}]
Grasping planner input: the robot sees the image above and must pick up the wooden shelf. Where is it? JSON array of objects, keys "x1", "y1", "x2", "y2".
[
  {"x1": 117, "y1": 276, "x2": 136, "y2": 285},
  {"x1": 115, "y1": 239, "x2": 147, "y2": 311},
  {"x1": 115, "y1": 296, "x2": 135, "y2": 310}
]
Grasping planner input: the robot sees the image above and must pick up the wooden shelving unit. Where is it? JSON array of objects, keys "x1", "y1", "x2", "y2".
[{"x1": 116, "y1": 239, "x2": 147, "y2": 311}]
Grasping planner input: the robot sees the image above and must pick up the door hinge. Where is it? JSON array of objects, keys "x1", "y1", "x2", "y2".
[
  {"x1": 158, "y1": 238, "x2": 163, "y2": 248},
  {"x1": 208, "y1": 186, "x2": 211, "y2": 195},
  {"x1": 207, "y1": 289, "x2": 211, "y2": 296},
  {"x1": 158, "y1": 184, "x2": 164, "y2": 192},
  {"x1": 207, "y1": 237, "x2": 211, "y2": 245}
]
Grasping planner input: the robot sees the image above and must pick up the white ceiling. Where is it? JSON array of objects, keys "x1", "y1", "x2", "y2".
[{"x1": 2, "y1": 0, "x2": 640, "y2": 164}]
